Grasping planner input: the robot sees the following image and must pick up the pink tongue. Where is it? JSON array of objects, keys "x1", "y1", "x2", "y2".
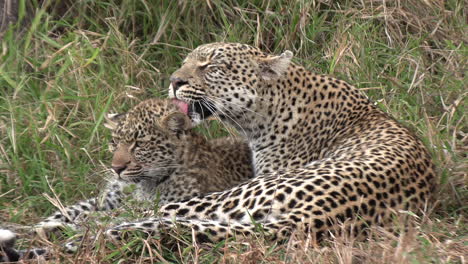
[{"x1": 172, "y1": 99, "x2": 189, "y2": 114}]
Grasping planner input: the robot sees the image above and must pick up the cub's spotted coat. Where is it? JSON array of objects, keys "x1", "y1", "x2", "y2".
[{"x1": 0, "y1": 98, "x2": 253, "y2": 262}]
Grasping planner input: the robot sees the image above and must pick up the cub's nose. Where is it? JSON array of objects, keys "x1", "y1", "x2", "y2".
[
  {"x1": 170, "y1": 77, "x2": 188, "y2": 92},
  {"x1": 112, "y1": 165, "x2": 127, "y2": 175}
]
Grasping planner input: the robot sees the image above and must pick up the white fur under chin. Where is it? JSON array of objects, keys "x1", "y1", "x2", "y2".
[
  {"x1": 0, "y1": 229, "x2": 16, "y2": 245},
  {"x1": 168, "y1": 84, "x2": 175, "y2": 98},
  {"x1": 190, "y1": 112, "x2": 203, "y2": 126}
]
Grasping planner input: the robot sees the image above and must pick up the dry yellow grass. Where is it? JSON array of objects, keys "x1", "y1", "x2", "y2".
[{"x1": 0, "y1": 0, "x2": 466, "y2": 263}]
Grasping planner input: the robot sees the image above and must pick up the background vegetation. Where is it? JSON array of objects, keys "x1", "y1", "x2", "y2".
[{"x1": 0, "y1": 0, "x2": 466, "y2": 263}]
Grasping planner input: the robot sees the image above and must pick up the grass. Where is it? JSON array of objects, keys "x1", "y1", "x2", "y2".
[{"x1": 0, "y1": 0, "x2": 466, "y2": 263}]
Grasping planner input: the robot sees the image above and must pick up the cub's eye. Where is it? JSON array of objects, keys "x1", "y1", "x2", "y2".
[
  {"x1": 138, "y1": 135, "x2": 152, "y2": 142},
  {"x1": 108, "y1": 138, "x2": 118, "y2": 152},
  {"x1": 129, "y1": 141, "x2": 138, "y2": 152},
  {"x1": 108, "y1": 144, "x2": 116, "y2": 152}
]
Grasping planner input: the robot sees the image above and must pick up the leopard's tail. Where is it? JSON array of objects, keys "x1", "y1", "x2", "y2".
[{"x1": 0, "y1": 229, "x2": 51, "y2": 262}]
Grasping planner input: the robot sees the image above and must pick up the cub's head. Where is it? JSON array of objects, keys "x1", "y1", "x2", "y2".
[
  {"x1": 105, "y1": 99, "x2": 192, "y2": 183},
  {"x1": 169, "y1": 42, "x2": 293, "y2": 125}
]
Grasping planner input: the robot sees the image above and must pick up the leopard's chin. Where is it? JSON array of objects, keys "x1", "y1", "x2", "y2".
[{"x1": 190, "y1": 101, "x2": 215, "y2": 120}]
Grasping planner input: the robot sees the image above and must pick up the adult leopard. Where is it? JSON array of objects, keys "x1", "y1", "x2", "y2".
[
  {"x1": 102, "y1": 42, "x2": 435, "y2": 244},
  {"x1": 0, "y1": 98, "x2": 253, "y2": 262}
]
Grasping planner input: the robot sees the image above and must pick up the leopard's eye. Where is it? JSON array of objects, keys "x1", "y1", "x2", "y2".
[
  {"x1": 207, "y1": 63, "x2": 228, "y2": 71},
  {"x1": 198, "y1": 62, "x2": 210, "y2": 70}
]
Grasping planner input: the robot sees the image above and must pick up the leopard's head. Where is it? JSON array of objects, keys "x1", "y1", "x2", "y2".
[
  {"x1": 169, "y1": 42, "x2": 293, "y2": 127},
  {"x1": 105, "y1": 99, "x2": 192, "y2": 183}
]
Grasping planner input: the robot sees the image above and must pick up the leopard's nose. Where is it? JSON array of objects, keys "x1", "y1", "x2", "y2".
[
  {"x1": 170, "y1": 77, "x2": 188, "y2": 92},
  {"x1": 112, "y1": 165, "x2": 127, "y2": 175}
]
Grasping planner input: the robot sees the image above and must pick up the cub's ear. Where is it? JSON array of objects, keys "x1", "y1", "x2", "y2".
[
  {"x1": 104, "y1": 113, "x2": 127, "y2": 130},
  {"x1": 161, "y1": 112, "x2": 192, "y2": 134},
  {"x1": 258, "y1": 50, "x2": 293, "y2": 81}
]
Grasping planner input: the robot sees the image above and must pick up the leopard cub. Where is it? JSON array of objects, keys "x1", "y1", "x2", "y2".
[{"x1": 0, "y1": 98, "x2": 254, "y2": 262}]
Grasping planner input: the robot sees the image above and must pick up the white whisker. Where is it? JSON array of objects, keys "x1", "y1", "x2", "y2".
[
  {"x1": 207, "y1": 95, "x2": 266, "y2": 118},
  {"x1": 201, "y1": 100, "x2": 237, "y2": 138},
  {"x1": 203, "y1": 98, "x2": 248, "y2": 138}
]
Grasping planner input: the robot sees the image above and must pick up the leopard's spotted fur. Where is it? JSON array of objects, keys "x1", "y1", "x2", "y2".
[{"x1": 103, "y1": 42, "x2": 435, "y2": 244}]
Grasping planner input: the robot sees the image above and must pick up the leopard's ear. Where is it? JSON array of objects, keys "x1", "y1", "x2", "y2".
[
  {"x1": 258, "y1": 50, "x2": 293, "y2": 81},
  {"x1": 161, "y1": 112, "x2": 192, "y2": 134},
  {"x1": 104, "y1": 113, "x2": 127, "y2": 130}
]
